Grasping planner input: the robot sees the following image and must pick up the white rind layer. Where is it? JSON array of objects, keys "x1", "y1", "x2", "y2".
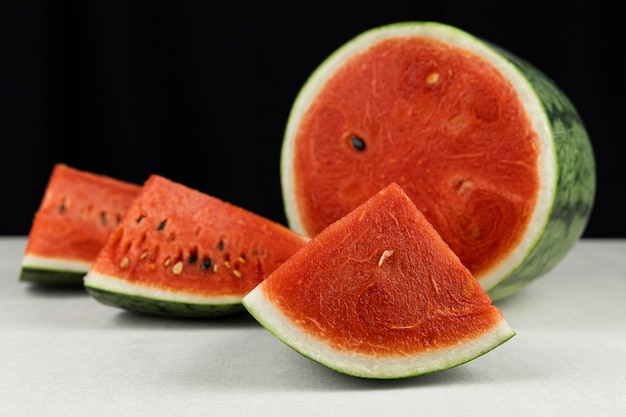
[
  {"x1": 243, "y1": 283, "x2": 515, "y2": 379},
  {"x1": 21, "y1": 254, "x2": 91, "y2": 273}
]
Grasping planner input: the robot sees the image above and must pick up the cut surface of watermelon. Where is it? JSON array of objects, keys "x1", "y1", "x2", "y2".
[
  {"x1": 281, "y1": 22, "x2": 595, "y2": 300},
  {"x1": 243, "y1": 183, "x2": 515, "y2": 379},
  {"x1": 20, "y1": 164, "x2": 141, "y2": 286},
  {"x1": 84, "y1": 174, "x2": 308, "y2": 318}
]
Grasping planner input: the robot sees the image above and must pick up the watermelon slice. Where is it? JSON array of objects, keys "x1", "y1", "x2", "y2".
[
  {"x1": 20, "y1": 164, "x2": 141, "y2": 286},
  {"x1": 243, "y1": 182, "x2": 515, "y2": 379},
  {"x1": 83, "y1": 174, "x2": 308, "y2": 318},
  {"x1": 280, "y1": 22, "x2": 596, "y2": 300}
]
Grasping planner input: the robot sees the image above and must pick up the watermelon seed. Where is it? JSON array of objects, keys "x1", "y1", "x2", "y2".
[
  {"x1": 238, "y1": 254, "x2": 247, "y2": 264},
  {"x1": 378, "y1": 249, "x2": 394, "y2": 267},
  {"x1": 233, "y1": 270, "x2": 242, "y2": 278},
  {"x1": 188, "y1": 253, "x2": 198, "y2": 264},
  {"x1": 58, "y1": 198, "x2": 67, "y2": 214},
  {"x1": 140, "y1": 250, "x2": 149, "y2": 260},
  {"x1": 136, "y1": 215, "x2": 144, "y2": 224},
  {"x1": 217, "y1": 239, "x2": 225, "y2": 251},
  {"x1": 164, "y1": 257, "x2": 171, "y2": 267},
  {"x1": 157, "y1": 220, "x2": 167, "y2": 231},
  {"x1": 426, "y1": 72, "x2": 440, "y2": 84},
  {"x1": 350, "y1": 136, "x2": 366, "y2": 151},
  {"x1": 172, "y1": 261, "x2": 184, "y2": 275},
  {"x1": 120, "y1": 257, "x2": 130, "y2": 269},
  {"x1": 201, "y1": 257, "x2": 213, "y2": 270}
]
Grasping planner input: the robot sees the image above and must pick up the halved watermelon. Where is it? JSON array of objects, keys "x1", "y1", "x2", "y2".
[
  {"x1": 83, "y1": 174, "x2": 308, "y2": 318},
  {"x1": 281, "y1": 22, "x2": 596, "y2": 300},
  {"x1": 243, "y1": 182, "x2": 515, "y2": 379},
  {"x1": 20, "y1": 164, "x2": 141, "y2": 285}
]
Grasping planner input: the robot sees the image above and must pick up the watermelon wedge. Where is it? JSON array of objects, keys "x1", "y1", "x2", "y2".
[
  {"x1": 84, "y1": 174, "x2": 308, "y2": 318},
  {"x1": 280, "y1": 22, "x2": 596, "y2": 300},
  {"x1": 243, "y1": 182, "x2": 515, "y2": 379},
  {"x1": 20, "y1": 164, "x2": 141, "y2": 285}
]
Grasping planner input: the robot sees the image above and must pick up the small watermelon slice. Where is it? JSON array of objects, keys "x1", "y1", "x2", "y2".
[
  {"x1": 20, "y1": 164, "x2": 141, "y2": 286},
  {"x1": 280, "y1": 22, "x2": 596, "y2": 300},
  {"x1": 83, "y1": 174, "x2": 308, "y2": 318},
  {"x1": 243, "y1": 182, "x2": 514, "y2": 379}
]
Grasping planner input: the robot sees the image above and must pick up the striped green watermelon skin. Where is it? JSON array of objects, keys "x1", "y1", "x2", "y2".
[
  {"x1": 487, "y1": 48, "x2": 596, "y2": 300},
  {"x1": 20, "y1": 268, "x2": 85, "y2": 286},
  {"x1": 86, "y1": 287, "x2": 245, "y2": 318}
]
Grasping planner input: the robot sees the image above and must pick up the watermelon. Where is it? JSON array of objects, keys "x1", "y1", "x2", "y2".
[
  {"x1": 243, "y1": 182, "x2": 515, "y2": 379},
  {"x1": 83, "y1": 174, "x2": 308, "y2": 318},
  {"x1": 19, "y1": 164, "x2": 141, "y2": 286},
  {"x1": 280, "y1": 22, "x2": 596, "y2": 300}
]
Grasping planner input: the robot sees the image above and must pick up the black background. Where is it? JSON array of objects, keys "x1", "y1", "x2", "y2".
[{"x1": 1, "y1": 1, "x2": 624, "y2": 237}]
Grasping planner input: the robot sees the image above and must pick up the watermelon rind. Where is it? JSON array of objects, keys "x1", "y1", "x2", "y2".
[
  {"x1": 85, "y1": 288, "x2": 244, "y2": 318},
  {"x1": 84, "y1": 272, "x2": 245, "y2": 318},
  {"x1": 243, "y1": 287, "x2": 515, "y2": 379},
  {"x1": 20, "y1": 268, "x2": 85, "y2": 286},
  {"x1": 19, "y1": 255, "x2": 90, "y2": 286},
  {"x1": 281, "y1": 21, "x2": 595, "y2": 300},
  {"x1": 485, "y1": 45, "x2": 596, "y2": 299}
]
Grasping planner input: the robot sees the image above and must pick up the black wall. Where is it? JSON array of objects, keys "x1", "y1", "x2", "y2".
[{"x1": 1, "y1": 1, "x2": 624, "y2": 237}]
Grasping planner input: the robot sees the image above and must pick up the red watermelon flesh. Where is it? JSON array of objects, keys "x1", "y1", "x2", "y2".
[
  {"x1": 289, "y1": 36, "x2": 539, "y2": 279},
  {"x1": 243, "y1": 182, "x2": 514, "y2": 378},
  {"x1": 20, "y1": 163, "x2": 141, "y2": 285},
  {"x1": 84, "y1": 174, "x2": 308, "y2": 316}
]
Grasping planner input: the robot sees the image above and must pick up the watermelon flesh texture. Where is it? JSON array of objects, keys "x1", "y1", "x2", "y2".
[
  {"x1": 20, "y1": 164, "x2": 141, "y2": 285},
  {"x1": 282, "y1": 22, "x2": 595, "y2": 300},
  {"x1": 291, "y1": 35, "x2": 540, "y2": 277},
  {"x1": 243, "y1": 183, "x2": 515, "y2": 379},
  {"x1": 84, "y1": 174, "x2": 309, "y2": 318}
]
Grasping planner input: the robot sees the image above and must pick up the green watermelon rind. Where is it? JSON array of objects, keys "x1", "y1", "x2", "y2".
[
  {"x1": 85, "y1": 287, "x2": 245, "y2": 318},
  {"x1": 19, "y1": 255, "x2": 91, "y2": 286},
  {"x1": 281, "y1": 21, "x2": 596, "y2": 300},
  {"x1": 19, "y1": 267, "x2": 85, "y2": 286},
  {"x1": 485, "y1": 46, "x2": 596, "y2": 299},
  {"x1": 243, "y1": 287, "x2": 516, "y2": 379},
  {"x1": 83, "y1": 272, "x2": 245, "y2": 318}
]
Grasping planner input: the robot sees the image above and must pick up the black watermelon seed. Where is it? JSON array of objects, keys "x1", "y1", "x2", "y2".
[
  {"x1": 157, "y1": 220, "x2": 167, "y2": 231},
  {"x1": 350, "y1": 136, "x2": 366, "y2": 151},
  {"x1": 201, "y1": 257, "x2": 213, "y2": 270},
  {"x1": 188, "y1": 253, "x2": 198, "y2": 264},
  {"x1": 217, "y1": 239, "x2": 225, "y2": 251}
]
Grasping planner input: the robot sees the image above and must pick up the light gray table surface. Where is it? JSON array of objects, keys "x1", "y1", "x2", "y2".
[{"x1": 1, "y1": 237, "x2": 625, "y2": 417}]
